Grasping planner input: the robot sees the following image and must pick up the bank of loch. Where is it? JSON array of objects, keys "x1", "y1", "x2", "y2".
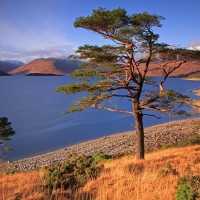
[{"x1": 3, "y1": 118, "x2": 200, "y2": 172}]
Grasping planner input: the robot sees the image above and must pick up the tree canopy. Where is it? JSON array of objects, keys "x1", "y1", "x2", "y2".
[
  {"x1": 56, "y1": 8, "x2": 200, "y2": 159},
  {"x1": 0, "y1": 117, "x2": 15, "y2": 152}
]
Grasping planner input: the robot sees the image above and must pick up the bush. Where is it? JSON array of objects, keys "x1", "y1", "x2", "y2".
[
  {"x1": 162, "y1": 134, "x2": 200, "y2": 149},
  {"x1": 92, "y1": 152, "x2": 111, "y2": 163},
  {"x1": 157, "y1": 163, "x2": 179, "y2": 178},
  {"x1": 175, "y1": 175, "x2": 200, "y2": 200},
  {"x1": 42, "y1": 153, "x2": 107, "y2": 190},
  {"x1": 4, "y1": 168, "x2": 17, "y2": 175}
]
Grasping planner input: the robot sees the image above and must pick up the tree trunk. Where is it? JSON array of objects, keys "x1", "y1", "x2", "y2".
[{"x1": 133, "y1": 101, "x2": 145, "y2": 159}]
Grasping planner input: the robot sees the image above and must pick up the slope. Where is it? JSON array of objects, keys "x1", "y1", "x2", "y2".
[{"x1": 8, "y1": 58, "x2": 80, "y2": 75}]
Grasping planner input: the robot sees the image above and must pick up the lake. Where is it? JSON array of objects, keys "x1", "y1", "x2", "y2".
[{"x1": 0, "y1": 75, "x2": 200, "y2": 161}]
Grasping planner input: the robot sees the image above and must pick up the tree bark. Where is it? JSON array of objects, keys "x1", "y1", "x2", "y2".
[{"x1": 133, "y1": 101, "x2": 145, "y2": 159}]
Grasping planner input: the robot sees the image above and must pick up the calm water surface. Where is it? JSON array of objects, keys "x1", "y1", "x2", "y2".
[{"x1": 0, "y1": 75, "x2": 199, "y2": 160}]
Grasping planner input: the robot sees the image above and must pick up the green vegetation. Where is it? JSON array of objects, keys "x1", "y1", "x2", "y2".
[
  {"x1": 175, "y1": 175, "x2": 200, "y2": 200},
  {"x1": 4, "y1": 168, "x2": 17, "y2": 175},
  {"x1": 42, "y1": 153, "x2": 109, "y2": 190},
  {"x1": 157, "y1": 163, "x2": 179, "y2": 178},
  {"x1": 162, "y1": 134, "x2": 200, "y2": 149},
  {"x1": 0, "y1": 117, "x2": 15, "y2": 152},
  {"x1": 156, "y1": 163, "x2": 200, "y2": 199},
  {"x1": 1, "y1": 143, "x2": 200, "y2": 199},
  {"x1": 57, "y1": 7, "x2": 200, "y2": 160}
]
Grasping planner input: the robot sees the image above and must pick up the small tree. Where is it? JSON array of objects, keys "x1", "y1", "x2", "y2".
[
  {"x1": 0, "y1": 117, "x2": 15, "y2": 152},
  {"x1": 56, "y1": 8, "x2": 200, "y2": 159}
]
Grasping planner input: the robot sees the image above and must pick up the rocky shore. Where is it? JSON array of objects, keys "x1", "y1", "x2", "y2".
[
  {"x1": 183, "y1": 78, "x2": 200, "y2": 81},
  {"x1": 193, "y1": 89, "x2": 200, "y2": 96},
  {"x1": 191, "y1": 89, "x2": 200, "y2": 110},
  {"x1": 2, "y1": 118, "x2": 200, "y2": 172}
]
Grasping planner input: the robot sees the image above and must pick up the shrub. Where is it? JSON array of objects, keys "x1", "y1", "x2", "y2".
[
  {"x1": 175, "y1": 175, "x2": 200, "y2": 200},
  {"x1": 4, "y1": 168, "x2": 17, "y2": 175},
  {"x1": 157, "y1": 163, "x2": 179, "y2": 178},
  {"x1": 162, "y1": 134, "x2": 200, "y2": 149},
  {"x1": 42, "y1": 153, "x2": 107, "y2": 190},
  {"x1": 92, "y1": 152, "x2": 111, "y2": 163}
]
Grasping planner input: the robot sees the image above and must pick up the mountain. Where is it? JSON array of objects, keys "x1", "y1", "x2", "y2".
[
  {"x1": 0, "y1": 60, "x2": 21, "y2": 72},
  {"x1": 7, "y1": 57, "x2": 200, "y2": 77},
  {"x1": 4, "y1": 60, "x2": 24, "y2": 66},
  {"x1": 0, "y1": 70, "x2": 12, "y2": 76},
  {"x1": 8, "y1": 58, "x2": 80, "y2": 75},
  {"x1": 141, "y1": 61, "x2": 200, "y2": 77}
]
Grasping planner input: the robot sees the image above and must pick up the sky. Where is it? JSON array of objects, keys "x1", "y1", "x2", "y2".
[{"x1": 1, "y1": 0, "x2": 200, "y2": 63}]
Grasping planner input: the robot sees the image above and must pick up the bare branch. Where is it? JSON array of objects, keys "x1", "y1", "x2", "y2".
[
  {"x1": 158, "y1": 60, "x2": 187, "y2": 92},
  {"x1": 140, "y1": 105, "x2": 176, "y2": 115},
  {"x1": 93, "y1": 105, "x2": 133, "y2": 115},
  {"x1": 143, "y1": 113, "x2": 162, "y2": 119},
  {"x1": 139, "y1": 96, "x2": 159, "y2": 107}
]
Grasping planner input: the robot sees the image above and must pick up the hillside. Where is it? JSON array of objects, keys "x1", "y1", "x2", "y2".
[
  {"x1": 0, "y1": 70, "x2": 12, "y2": 76},
  {"x1": 185, "y1": 71, "x2": 200, "y2": 80},
  {"x1": 0, "y1": 116, "x2": 199, "y2": 199},
  {"x1": 0, "y1": 60, "x2": 21, "y2": 72},
  {"x1": 142, "y1": 61, "x2": 200, "y2": 77},
  {"x1": 8, "y1": 58, "x2": 80, "y2": 75},
  {"x1": 0, "y1": 144, "x2": 199, "y2": 200},
  {"x1": 82, "y1": 145, "x2": 200, "y2": 200},
  {"x1": 4, "y1": 60, "x2": 24, "y2": 66},
  {"x1": 7, "y1": 58, "x2": 200, "y2": 76}
]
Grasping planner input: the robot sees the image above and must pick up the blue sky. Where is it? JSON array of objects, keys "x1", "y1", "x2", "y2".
[{"x1": 1, "y1": 0, "x2": 200, "y2": 63}]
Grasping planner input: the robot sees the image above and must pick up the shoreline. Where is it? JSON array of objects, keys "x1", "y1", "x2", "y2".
[
  {"x1": 183, "y1": 78, "x2": 200, "y2": 81},
  {"x1": 191, "y1": 89, "x2": 200, "y2": 109},
  {"x1": 192, "y1": 89, "x2": 200, "y2": 96},
  {"x1": 3, "y1": 117, "x2": 200, "y2": 172}
]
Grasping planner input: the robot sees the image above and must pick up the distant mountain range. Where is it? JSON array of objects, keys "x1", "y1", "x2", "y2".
[
  {"x1": 144, "y1": 61, "x2": 200, "y2": 77},
  {"x1": 0, "y1": 60, "x2": 22, "y2": 73},
  {"x1": 0, "y1": 56, "x2": 199, "y2": 77},
  {"x1": 0, "y1": 70, "x2": 12, "y2": 76},
  {"x1": 4, "y1": 60, "x2": 25, "y2": 66},
  {"x1": 8, "y1": 58, "x2": 81, "y2": 75}
]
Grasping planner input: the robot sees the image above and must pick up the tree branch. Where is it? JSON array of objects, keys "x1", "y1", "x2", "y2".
[
  {"x1": 143, "y1": 113, "x2": 162, "y2": 119},
  {"x1": 93, "y1": 105, "x2": 133, "y2": 115}
]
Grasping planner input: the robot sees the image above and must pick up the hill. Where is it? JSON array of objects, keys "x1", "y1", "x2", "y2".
[
  {"x1": 0, "y1": 70, "x2": 12, "y2": 76},
  {"x1": 8, "y1": 58, "x2": 80, "y2": 75},
  {"x1": 0, "y1": 60, "x2": 21, "y2": 73},
  {"x1": 4, "y1": 60, "x2": 24, "y2": 66},
  {"x1": 184, "y1": 72, "x2": 200, "y2": 80},
  {"x1": 0, "y1": 144, "x2": 199, "y2": 199},
  {"x1": 0, "y1": 117, "x2": 200, "y2": 199},
  {"x1": 7, "y1": 58, "x2": 200, "y2": 76},
  {"x1": 142, "y1": 61, "x2": 200, "y2": 77}
]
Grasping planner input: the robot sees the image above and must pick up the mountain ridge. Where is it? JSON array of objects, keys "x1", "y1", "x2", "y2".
[
  {"x1": 0, "y1": 70, "x2": 12, "y2": 76},
  {"x1": 5, "y1": 57, "x2": 200, "y2": 77},
  {"x1": 8, "y1": 58, "x2": 80, "y2": 75},
  {"x1": 4, "y1": 60, "x2": 24, "y2": 66},
  {"x1": 0, "y1": 60, "x2": 21, "y2": 73}
]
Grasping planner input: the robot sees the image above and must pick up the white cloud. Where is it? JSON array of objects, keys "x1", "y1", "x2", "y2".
[
  {"x1": 0, "y1": 1, "x2": 77, "y2": 63},
  {"x1": 0, "y1": 44, "x2": 77, "y2": 63},
  {"x1": 0, "y1": 16, "x2": 77, "y2": 62}
]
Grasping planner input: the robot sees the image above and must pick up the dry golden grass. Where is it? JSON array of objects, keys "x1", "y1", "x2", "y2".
[
  {"x1": 0, "y1": 145, "x2": 200, "y2": 200},
  {"x1": 83, "y1": 145, "x2": 200, "y2": 200}
]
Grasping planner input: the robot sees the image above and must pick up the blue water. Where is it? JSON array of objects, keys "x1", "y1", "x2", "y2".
[{"x1": 0, "y1": 75, "x2": 200, "y2": 161}]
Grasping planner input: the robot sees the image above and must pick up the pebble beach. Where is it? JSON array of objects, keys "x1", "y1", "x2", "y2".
[{"x1": 2, "y1": 117, "x2": 200, "y2": 172}]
